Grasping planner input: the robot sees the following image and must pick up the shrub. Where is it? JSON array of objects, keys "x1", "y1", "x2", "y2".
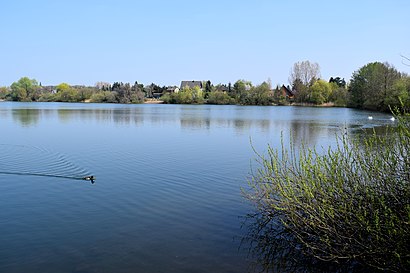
[
  {"x1": 207, "y1": 91, "x2": 235, "y2": 105},
  {"x1": 90, "y1": 91, "x2": 117, "y2": 103},
  {"x1": 245, "y1": 114, "x2": 410, "y2": 272}
]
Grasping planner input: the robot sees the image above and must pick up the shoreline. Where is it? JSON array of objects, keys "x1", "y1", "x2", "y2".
[{"x1": 144, "y1": 99, "x2": 164, "y2": 104}]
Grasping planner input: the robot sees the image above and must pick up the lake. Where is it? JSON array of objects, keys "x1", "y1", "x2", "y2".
[{"x1": 0, "y1": 102, "x2": 394, "y2": 273}]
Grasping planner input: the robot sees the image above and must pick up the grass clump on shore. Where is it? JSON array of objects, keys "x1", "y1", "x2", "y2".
[{"x1": 245, "y1": 114, "x2": 410, "y2": 272}]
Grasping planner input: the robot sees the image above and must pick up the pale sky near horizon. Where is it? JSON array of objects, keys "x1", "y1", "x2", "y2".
[{"x1": 0, "y1": 0, "x2": 409, "y2": 87}]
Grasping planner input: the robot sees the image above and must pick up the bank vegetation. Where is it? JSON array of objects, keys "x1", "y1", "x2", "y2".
[
  {"x1": 1, "y1": 60, "x2": 409, "y2": 112},
  {"x1": 244, "y1": 112, "x2": 410, "y2": 272}
]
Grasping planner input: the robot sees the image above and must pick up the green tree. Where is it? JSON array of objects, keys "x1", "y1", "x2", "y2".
[
  {"x1": 329, "y1": 84, "x2": 348, "y2": 107},
  {"x1": 384, "y1": 76, "x2": 410, "y2": 111},
  {"x1": 291, "y1": 78, "x2": 309, "y2": 103},
  {"x1": 329, "y1": 77, "x2": 346, "y2": 88},
  {"x1": 309, "y1": 79, "x2": 332, "y2": 104},
  {"x1": 0, "y1": 86, "x2": 8, "y2": 99},
  {"x1": 348, "y1": 62, "x2": 402, "y2": 111},
  {"x1": 191, "y1": 85, "x2": 204, "y2": 104},
  {"x1": 233, "y1": 80, "x2": 252, "y2": 104},
  {"x1": 56, "y1": 83, "x2": 71, "y2": 92},
  {"x1": 272, "y1": 85, "x2": 288, "y2": 105},
  {"x1": 178, "y1": 86, "x2": 193, "y2": 104},
  {"x1": 233, "y1": 80, "x2": 246, "y2": 101},
  {"x1": 56, "y1": 89, "x2": 79, "y2": 102},
  {"x1": 207, "y1": 91, "x2": 235, "y2": 105},
  {"x1": 76, "y1": 87, "x2": 96, "y2": 102},
  {"x1": 53, "y1": 83, "x2": 81, "y2": 102},
  {"x1": 90, "y1": 91, "x2": 117, "y2": 103},
  {"x1": 10, "y1": 77, "x2": 39, "y2": 101},
  {"x1": 289, "y1": 61, "x2": 321, "y2": 103},
  {"x1": 204, "y1": 80, "x2": 213, "y2": 99},
  {"x1": 250, "y1": 82, "x2": 272, "y2": 105}
]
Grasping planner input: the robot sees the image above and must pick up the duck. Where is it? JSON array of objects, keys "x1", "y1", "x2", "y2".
[
  {"x1": 83, "y1": 175, "x2": 95, "y2": 183},
  {"x1": 390, "y1": 117, "x2": 395, "y2": 121},
  {"x1": 368, "y1": 116, "x2": 373, "y2": 120}
]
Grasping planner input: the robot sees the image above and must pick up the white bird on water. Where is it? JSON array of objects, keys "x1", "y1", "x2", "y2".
[
  {"x1": 390, "y1": 116, "x2": 395, "y2": 121},
  {"x1": 368, "y1": 116, "x2": 373, "y2": 120}
]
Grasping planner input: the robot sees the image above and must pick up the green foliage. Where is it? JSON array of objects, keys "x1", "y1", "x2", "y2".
[
  {"x1": 329, "y1": 86, "x2": 348, "y2": 107},
  {"x1": 329, "y1": 77, "x2": 346, "y2": 88},
  {"x1": 250, "y1": 82, "x2": 272, "y2": 105},
  {"x1": 203, "y1": 81, "x2": 214, "y2": 99},
  {"x1": 245, "y1": 115, "x2": 410, "y2": 272},
  {"x1": 160, "y1": 93, "x2": 172, "y2": 103},
  {"x1": 235, "y1": 81, "x2": 272, "y2": 105},
  {"x1": 3, "y1": 61, "x2": 406, "y2": 109},
  {"x1": 384, "y1": 77, "x2": 410, "y2": 112},
  {"x1": 55, "y1": 88, "x2": 80, "y2": 102},
  {"x1": 179, "y1": 86, "x2": 195, "y2": 104},
  {"x1": 0, "y1": 86, "x2": 8, "y2": 99},
  {"x1": 292, "y1": 78, "x2": 309, "y2": 103},
  {"x1": 309, "y1": 80, "x2": 332, "y2": 104},
  {"x1": 98, "y1": 82, "x2": 145, "y2": 104},
  {"x1": 37, "y1": 92, "x2": 55, "y2": 102},
  {"x1": 348, "y1": 62, "x2": 403, "y2": 111},
  {"x1": 90, "y1": 91, "x2": 117, "y2": 103},
  {"x1": 52, "y1": 83, "x2": 80, "y2": 102},
  {"x1": 207, "y1": 91, "x2": 235, "y2": 105},
  {"x1": 56, "y1": 83, "x2": 71, "y2": 93},
  {"x1": 162, "y1": 86, "x2": 204, "y2": 104},
  {"x1": 191, "y1": 86, "x2": 204, "y2": 104},
  {"x1": 76, "y1": 87, "x2": 96, "y2": 101},
  {"x1": 233, "y1": 80, "x2": 252, "y2": 103},
  {"x1": 10, "y1": 77, "x2": 40, "y2": 101}
]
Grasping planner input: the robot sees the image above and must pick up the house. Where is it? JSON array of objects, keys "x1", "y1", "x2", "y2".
[
  {"x1": 215, "y1": 84, "x2": 229, "y2": 92},
  {"x1": 42, "y1": 85, "x2": 57, "y2": 94},
  {"x1": 165, "y1": 86, "x2": 180, "y2": 94},
  {"x1": 152, "y1": 91, "x2": 163, "y2": 99},
  {"x1": 279, "y1": 85, "x2": 294, "y2": 99},
  {"x1": 152, "y1": 86, "x2": 179, "y2": 98},
  {"x1": 180, "y1": 81, "x2": 203, "y2": 90}
]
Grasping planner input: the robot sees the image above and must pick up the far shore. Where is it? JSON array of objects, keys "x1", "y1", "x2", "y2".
[
  {"x1": 144, "y1": 99, "x2": 164, "y2": 104},
  {"x1": 0, "y1": 99, "x2": 337, "y2": 107}
]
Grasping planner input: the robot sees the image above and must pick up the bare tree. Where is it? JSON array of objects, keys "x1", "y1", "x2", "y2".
[
  {"x1": 95, "y1": 81, "x2": 111, "y2": 90},
  {"x1": 266, "y1": 77, "x2": 272, "y2": 90},
  {"x1": 289, "y1": 60, "x2": 321, "y2": 86}
]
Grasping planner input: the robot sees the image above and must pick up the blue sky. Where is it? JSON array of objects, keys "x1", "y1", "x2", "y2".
[{"x1": 1, "y1": 0, "x2": 409, "y2": 87}]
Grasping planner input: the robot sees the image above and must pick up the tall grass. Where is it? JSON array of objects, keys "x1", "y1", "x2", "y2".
[{"x1": 245, "y1": 115, "x2": 410, "y2": 272}]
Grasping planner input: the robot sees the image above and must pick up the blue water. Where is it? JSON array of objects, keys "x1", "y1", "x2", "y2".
[{"x1": 0, "y1": 102, "x2": 393, "y2": 272}]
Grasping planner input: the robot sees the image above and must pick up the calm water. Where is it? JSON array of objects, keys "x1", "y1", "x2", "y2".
[{"x1": 0, "y1": 102, "x2": 393, "y2": 273}]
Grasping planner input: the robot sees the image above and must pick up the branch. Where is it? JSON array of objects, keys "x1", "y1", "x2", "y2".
[{"x1": 400, "y1": 54, "x2": 410, "y2": 66}]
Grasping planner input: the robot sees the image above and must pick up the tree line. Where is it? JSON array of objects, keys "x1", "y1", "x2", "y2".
[{"x1": 1, "y1": 60, "x2": 409, "y2": 112}]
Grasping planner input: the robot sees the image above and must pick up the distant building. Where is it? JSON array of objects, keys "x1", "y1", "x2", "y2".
[
  {"x1": 152, "y1": 86, "x2": 179, "y2": 98},
  {"x1": 165, "y1": 86, "x2": 179, "y2": 94},
  {"x1": 279, "y1": 85, "x2": 294, "y2": 99},
  {"x1": 152, "y1": 91, "x2": 163, "y2": 99},
  {"x1": 42, "y1": 86, "x2": 57, "y2": 94},
  {"x1": 180, "y1": 81, "x2": 203, "y2": 90},
  {"x1": 215, "y1": 84, "x2": 229, "y2": 92}
]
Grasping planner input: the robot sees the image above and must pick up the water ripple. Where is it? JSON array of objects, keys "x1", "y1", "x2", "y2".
[{"x1": 0, "y1": 144, "x2": 93, "y2": 181}]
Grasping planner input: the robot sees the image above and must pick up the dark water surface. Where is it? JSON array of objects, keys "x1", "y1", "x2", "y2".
[{"x1": 0, "y1": 102, "x2": 394, "y2": 273}]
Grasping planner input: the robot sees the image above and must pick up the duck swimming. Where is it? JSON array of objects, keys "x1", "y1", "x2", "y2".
[{"x1": 83, "y1": 175, "x2": 95, "y2": 183}]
